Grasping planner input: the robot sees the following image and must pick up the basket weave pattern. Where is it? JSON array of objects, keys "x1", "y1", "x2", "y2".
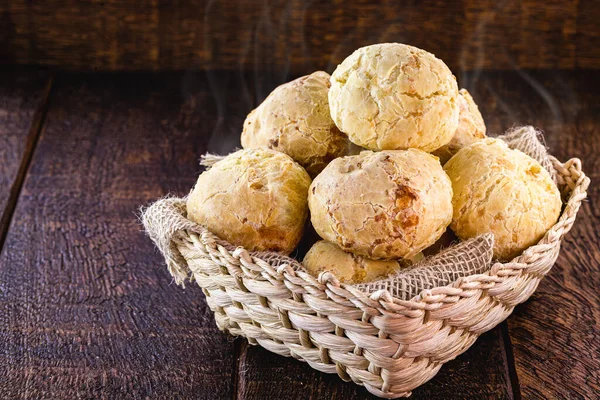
[{"x1": 149, "y1": 155, "x2": 589, "y2": 398}]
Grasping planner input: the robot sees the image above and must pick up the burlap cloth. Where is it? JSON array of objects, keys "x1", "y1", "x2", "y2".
[{"x1": 142, "y1": 126, "x2": 556, "y2": 301}]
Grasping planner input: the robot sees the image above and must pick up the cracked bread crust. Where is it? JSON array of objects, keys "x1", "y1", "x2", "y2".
[
  {"x1": 328, "y1": 43, "x2": 460, "y2": 152},
  {"x1": 302, "y1": 240, "x2": 409, "y2": 284},
  {"x1": 308, "y1": 149, "x2": 453, "y2": 259},
  {"x1": 444, "y1": 138, "x2": 562, "y2": 260},
  {"x1": 187, "y1": 148, "x2": 311, "y2": 254},
  {"x1": 241, "y1": 71, "x2": 349, "y2": 177},
  {"x1": 433, "y1": 89, "x2": 487, "y2": 164}
]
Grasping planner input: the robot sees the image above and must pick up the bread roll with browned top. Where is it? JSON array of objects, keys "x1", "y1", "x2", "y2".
[
  {"x1": 308, "y1": 149, "x2": 453, "y2": 259},
  {"x1": 328, "y1": 43, "x2": 460, "y2": 152},
  {"x1": 241, "y1": 71, "x2": 349, "y2": 177},
  {"x1": 444, "y1": 138, "x2": 562, "y2": 260},
  {"x1": 302, "y1": 240, "x2": 409, "y2": 284},
  {"x1": 187, "y1": 148, "x2": 311, "y2": 254},
  {"x1": 433, "y1": 89, "x2": 486, "y2": 164}
]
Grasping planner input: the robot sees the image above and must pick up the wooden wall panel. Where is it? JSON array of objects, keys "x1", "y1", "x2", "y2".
[
  {"x1": 1, "y1": 0, "x2": 597, "y2": 72},
  {"x1": 576, "y1": 0, "x2": 600, "y2": 68}
]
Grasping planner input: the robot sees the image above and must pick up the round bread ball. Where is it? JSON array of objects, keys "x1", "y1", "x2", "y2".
[
  {"x1": 328, "y1": 43, "x2": 460, "y2": 152},
  {"x1": 433, "y1": 89, "x2": 486, "y2": 164},
  {"x1": 444, "y1": 138, "x2": 562, "y2": 260},
  {"x1": 187, "y1": 148, "x2": 311, "y2": 254},
  {"x1": 303, "y1": 240, "x2": 408, "y2": 284},
  {"x1": 241, "y1": 71, "x2": 349, "y2": 177},
  {"x1": 308, "y1": 149, "x2": 453, "y2": 259}
]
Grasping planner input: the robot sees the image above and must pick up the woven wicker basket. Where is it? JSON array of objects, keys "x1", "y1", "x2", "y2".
[{"x1": 144, "y1": 154, "x2": 588, "y2": 398}]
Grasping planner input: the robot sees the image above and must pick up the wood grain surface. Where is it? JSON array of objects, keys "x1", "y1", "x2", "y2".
[
  {"x1": 0, "y1": 72, "x2": 250, "y2": 398},
  {"x1": 1, "y1": 0, "x2": 598, "y2": 72},
  {"x1": 0, "y1": 70, "x2": 50, "y2": 248},
  {"x1": 0, "y1": 69, "x2": 598, "y2": 399}
]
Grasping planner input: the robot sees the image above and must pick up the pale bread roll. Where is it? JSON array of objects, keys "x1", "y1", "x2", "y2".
[
  {"x1": 303, "y1": 240, "x2": 412, "y2": 284},
  {"x1": 433, "y1": 88, "x2": 486, "y2": 164},
  {"x1": 328, "y1": 43, "x2": 459, "y2": 152},
  {"x1": 187, "y1": 148, "x2": 311, "y2": 254},
  {"x1": 444, "y1": 138, "x2": 561, "y2": 260},
  {"x1": 308, "y1": 149, "x2": 453, "y2": 259},
  {"x1": 242, "y1": 71, "x2": 349, "y2": 177}
]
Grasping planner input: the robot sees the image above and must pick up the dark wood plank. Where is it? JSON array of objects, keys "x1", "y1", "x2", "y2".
[
  {"x1": 470, "y1": 70, "x2": 600, "y2": 399},
  {"x1": 0, "y1": 72, "x2": 257, "y2": 399},
  {"x1": 0, "y1": 69, "x2": 51, "y2": 247},
  {"x1": 1, "y1": 0, "x2": 596, "y2": 72}
]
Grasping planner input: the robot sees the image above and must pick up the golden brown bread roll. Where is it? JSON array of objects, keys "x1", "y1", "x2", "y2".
[
  {"x1": 187, "y1": 148, "x2": 311, "y2": 254},
  {"x1": 433, "y1": 88, "x2": 486, "y2": 164},
  {"x1": 302, "y1": 240, "x2": 409, "y2": 284},
  {"x1": 308, "y1": 149, "x2": 453, "y2": 259},
  {"x1": 444, "y1": 138, "x2": 562, "y2": 260},
  {"x1": 241, "y1": 71, "x2": 349, "y2": 177},
  {"x1": 328, "y1": 43, "x2": 460, "y2": 152}
]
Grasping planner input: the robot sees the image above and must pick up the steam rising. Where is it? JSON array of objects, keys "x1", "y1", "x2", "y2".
[
  {"x1": 460, "y1": 0, "x2": 569, "y2": 138},
  {"x1": 187, "y1": 1, "x2": 573, "y2": 157}
]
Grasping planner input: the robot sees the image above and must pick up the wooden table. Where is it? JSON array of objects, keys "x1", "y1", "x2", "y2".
[{"x1": 0, "y1": 68, "x2": 598, "y2": 399}]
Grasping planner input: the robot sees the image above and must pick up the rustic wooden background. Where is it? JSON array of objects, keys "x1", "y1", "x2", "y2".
[
  {"x1": 0, "y1": 1, "x2": 599, "y2": 399},
  {"x1": 1, "y1": 0, "x2": 599, "y2": 73}
]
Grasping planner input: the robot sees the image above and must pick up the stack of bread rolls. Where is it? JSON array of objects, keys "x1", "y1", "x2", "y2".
[{"x1": 186, "y1": 43, "x2": 561, "y2": 284}]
